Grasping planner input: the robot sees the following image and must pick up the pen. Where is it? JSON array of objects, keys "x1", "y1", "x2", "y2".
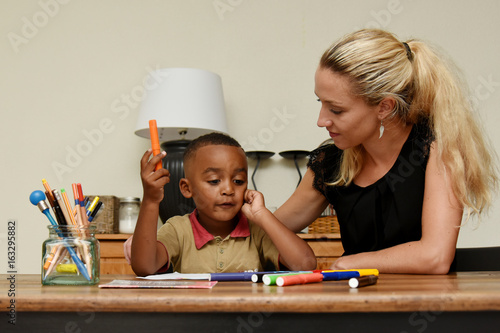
[
  {"x1": 86, "y1": 196, "x2": 100, "y2": 217},
  {"x1": 349, "y1": 275, "x2": 378, "y2": 288},
  {"x1": 45, "y1": 246, "x2": 66, "y2": 278},
  {"x1": 42, "y1": 179, "x2": 56, "y2": 204},
  {"x1": 77, "y1": 183, "x2": 89, "y2": 226},
  {"x1": 45, "y1": 190, "x2": 66, "y2": 225},
  {"x1": 72, "y1": 184, "x2": 83, "y2": 226},
  {"x1": 43, "y1": 245, "x2": 59, "y2": 270},
  {"x1": 88, "y1": 201, "x2": 103, "y2": 222},
  {"x1": 52, "y1": 189, "x2": 70, "y2": 225},
  {"x1": 149, "y1": 119, "x2": 162, "y2": 171},
  {"x1": 60, "y1": 189, "x2": 77, "y2": 226}
]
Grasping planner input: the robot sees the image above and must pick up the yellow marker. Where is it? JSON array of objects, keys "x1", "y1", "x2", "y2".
[
  {"x1": 337, "y1": 269, "x2": 379, "y2": 276},
  {"x1": 87, "y1": 196, "x2": 100, "y2": 215},
  {"x1": 56, "y1": 264, "x2": 78, "y2": 273}
]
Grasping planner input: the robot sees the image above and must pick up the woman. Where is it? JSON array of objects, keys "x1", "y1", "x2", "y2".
[{"x1": 275, "y1": 29, "x2": 497, "y2": 274}]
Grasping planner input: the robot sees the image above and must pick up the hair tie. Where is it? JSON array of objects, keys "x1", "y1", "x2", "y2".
[{"x1": 403, "y1": 42, "x2": 413, "y2": 61}]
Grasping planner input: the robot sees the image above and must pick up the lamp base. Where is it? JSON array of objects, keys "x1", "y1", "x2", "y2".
[{"x1": 159, "y1": 140, "x2": 195, "y2": 223}]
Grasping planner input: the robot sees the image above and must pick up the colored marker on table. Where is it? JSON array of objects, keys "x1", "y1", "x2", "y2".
[
  {"x1": 209, "y1": 272, "x2": 257, "y2": 281},
  {"x1": 251, "y1": 271, "x2": 290, "y2": 283},
  {"x1": 335, "y1": 269, "x2": 379, "y2": 276},
  {"x1": 276, "y1": 273, "x2": 324, "y2": 287},
  {"x1": 262, "y1": 272, "x2": 312, "y2": 286},
  {"x1": 349, "y1": 275, "x2": 378, "y2": 289},
  {"x1": 320, "y1": 269, "x2": 378, "y2": 281}
]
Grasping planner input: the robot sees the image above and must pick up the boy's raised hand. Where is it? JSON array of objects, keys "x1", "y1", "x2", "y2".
[
  {"x1": 141, "y1": 148, "x2": 170, "y2": 203},
  {"x1": 242, "y1": 189, "x2": 269, "y2": 223}
]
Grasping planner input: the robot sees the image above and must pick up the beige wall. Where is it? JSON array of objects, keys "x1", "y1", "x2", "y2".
[{"x1": 1, "y1": 0, "x2": 499, "y2": 274}]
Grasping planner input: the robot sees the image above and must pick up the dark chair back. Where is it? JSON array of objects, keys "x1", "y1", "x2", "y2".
[{"x1": 450, "y1": 247, "x2": 500, "y2": 272}]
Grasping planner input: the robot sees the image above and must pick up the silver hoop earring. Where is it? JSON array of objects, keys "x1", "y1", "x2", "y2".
[{"x1": 379, "y1": 120, "x2": 385, "y2": 139}]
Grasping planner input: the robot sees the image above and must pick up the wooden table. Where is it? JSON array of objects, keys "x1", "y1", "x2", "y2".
[{"x1": 2, "y1": 272, "x2": 500, "y2": 332}]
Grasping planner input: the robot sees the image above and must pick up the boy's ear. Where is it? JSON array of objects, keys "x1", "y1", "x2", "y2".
[
  {"x1": 378, "y1": 96, "x2": 396, "y2": 120},
  {"x1": 179, "y1": 178, "x2": 192, "y2": 198}
]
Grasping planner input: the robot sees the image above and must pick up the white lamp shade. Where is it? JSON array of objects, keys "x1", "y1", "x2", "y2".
[{"x1": 135, "y1": 68, "x2": 228, "y2": 141}]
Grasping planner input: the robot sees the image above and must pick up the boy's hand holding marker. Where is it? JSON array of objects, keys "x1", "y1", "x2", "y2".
[
  {"x1": 141, "y1": 119, "x2": 170, "y2": 204},
  {"x1": 140, "y1": 148, "x2": 169, "y2": 204}
]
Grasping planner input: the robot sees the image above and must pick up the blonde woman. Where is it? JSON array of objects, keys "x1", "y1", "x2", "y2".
[{"x1": 276, "y1": 29, "x2": 497, "y2": 274}]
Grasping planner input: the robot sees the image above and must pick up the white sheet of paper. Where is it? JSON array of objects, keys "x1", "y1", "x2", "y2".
[{"x1": 137, "y1": 271, "x2": 211, "y2": 280}]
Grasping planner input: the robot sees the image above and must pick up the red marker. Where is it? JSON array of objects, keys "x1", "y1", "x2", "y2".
[
  {"x1": 149, "y1": 119, "x2": 162, "y2": 171},
  {"x1": 276, "y1": 273, "x2": 324, "y2": 287},
  {"x1": 76, "y1": 183, "x2": 88, "y2": 226}
]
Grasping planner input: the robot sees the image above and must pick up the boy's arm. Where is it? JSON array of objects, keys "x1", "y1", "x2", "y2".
[
  {"x1": 242, "y1": 190, "x2": 317, "y2": 271},
  {"x1": 130, "y1": 149, "x2": 170, "y2": 276}
]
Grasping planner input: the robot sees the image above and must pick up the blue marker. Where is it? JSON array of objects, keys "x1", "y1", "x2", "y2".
[
  {"x1": 30, "y1": 190, "x2": 91, "y2": 281},
  {"x1": 209, "y1": 272, "x2": 258, "y2": 281},
  {"x1": 321, "y1": 271, "x2": 361, "y2": 281}
]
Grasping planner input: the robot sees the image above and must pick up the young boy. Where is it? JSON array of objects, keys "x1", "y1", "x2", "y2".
[{"x1": 130, "y1": 133, "x2": 317, "y2": 276}]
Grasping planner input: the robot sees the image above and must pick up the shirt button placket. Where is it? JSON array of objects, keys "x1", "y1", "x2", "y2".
[{"x1": 216, "y1": 237, "x2": 224, "y2": 271}]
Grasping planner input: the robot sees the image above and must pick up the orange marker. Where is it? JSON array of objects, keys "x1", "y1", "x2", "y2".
[{"x1": 149, "y1": 119, "x2": 162, "y2": 171}]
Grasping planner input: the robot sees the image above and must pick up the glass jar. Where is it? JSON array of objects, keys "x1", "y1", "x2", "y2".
[
  {"x1": 41, "y1": 225, "x2": 100, "y2": 285},
  {"x1": 119, "y1": 197, "x2": 141, "y2": 234}
]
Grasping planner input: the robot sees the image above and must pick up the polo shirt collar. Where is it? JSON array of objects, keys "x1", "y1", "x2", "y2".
[{"x1": 189, "y1": 209, "x2": 251, "y2": 249}]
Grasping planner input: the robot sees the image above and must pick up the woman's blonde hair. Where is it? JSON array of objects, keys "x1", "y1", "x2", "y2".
[{"x1": 320, "y1": 29, "x2": 497, "y2": 217}]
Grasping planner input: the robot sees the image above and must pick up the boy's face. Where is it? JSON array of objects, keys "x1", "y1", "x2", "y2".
[{"x1": 181, "y1": 145, "x2": 248, "y2": 226}]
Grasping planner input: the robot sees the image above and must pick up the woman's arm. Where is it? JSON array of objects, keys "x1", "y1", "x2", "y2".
[
  {"x1": 331, "y1": 145, "x2": 463, "y2": 274},
  {"x1": 274, "y1": 169, "x2": 330, "y2": 233}
]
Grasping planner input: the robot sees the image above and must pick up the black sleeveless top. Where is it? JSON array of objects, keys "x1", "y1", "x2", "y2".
[{"x1": 307, "y1": 122, "x2": 433, "y2": 256}]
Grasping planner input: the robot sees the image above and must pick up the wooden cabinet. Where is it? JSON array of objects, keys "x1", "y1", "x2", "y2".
[
  {"x1": 299, "y1": 233, "x2": 343, "y2": 270},
  {"x1": 96, "y1": 234, "x2": 134, "y2": 275},
  {"x1": 96, "y1": 232, "x2": 343, "y2": 273}
]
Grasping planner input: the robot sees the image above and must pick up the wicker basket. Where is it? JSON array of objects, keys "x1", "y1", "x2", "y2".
[
  {"x1": 308, "y1": 215, "x2": 339, "y2": 234},
  {"x1": 88, "y1": 195, "x2": 120, "y2": 234}
]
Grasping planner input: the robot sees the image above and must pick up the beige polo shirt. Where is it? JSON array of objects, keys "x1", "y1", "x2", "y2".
[{"x1": 157, "y1": 210, "x2": 280, "y2": 273}]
